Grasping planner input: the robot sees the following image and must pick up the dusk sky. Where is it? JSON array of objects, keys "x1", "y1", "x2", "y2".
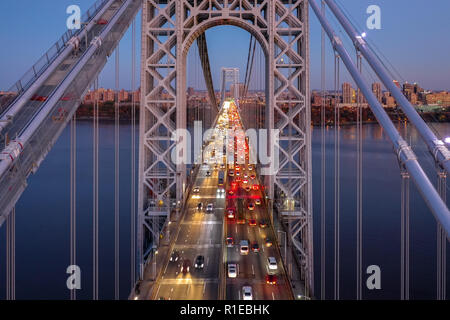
[{"x1": 0, "y1": 0, "x2": 449, "y2": 91}]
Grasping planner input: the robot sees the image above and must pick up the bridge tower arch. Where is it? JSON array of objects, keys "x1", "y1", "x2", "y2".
[{"x1": 139, "y1": 0, "x2": 313, "y2": 295}]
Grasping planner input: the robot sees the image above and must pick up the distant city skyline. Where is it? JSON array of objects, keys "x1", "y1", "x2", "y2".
[{"x1": 1, "y1": 1, "x2": 450, "y2": 91}]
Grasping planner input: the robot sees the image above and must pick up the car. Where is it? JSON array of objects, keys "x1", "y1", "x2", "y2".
[
  {"x1": 237, "y1": 216, "x2": 246, "y2": 224},
  {"x1": 251, "y1": 242, "x2": 260, "y2": 253},
  {"x1": 243, "y1": 179, "x2": 248, "y2": 184},
  {"x1": 197, "y1": 202, "x2": 203, "y2": 211},
  {"x1": 206, "y1": 171, "x2": 211, "y2": 177},
  {"x1": 227, "y1": 208, "x2": 235, "y2": 219},
  {"x1": 228, "y1": 189, "x2": 235, "y2": 195},
  {"x1": 248, "y1": 219, "x2": 257, "y2": 226},
  {"x1": 248, "y1": 165, "x2": 253, "y2": 171},
  {"x1": 220, "y1": 164, "x2": 226, "y2": 169},
  {"x1": 265, "y1": 238, "x2": 273, "y2": 247},
  {"x1": 239, "y1": 240, "x2": 249, "y2": 255},
  {"x1": 247, "y1": 202, "x2": 255, "y2": 211},
  {"x1": 216, "y1": 188, "x2": 225, "y2": 198},
  {"x1": 244, "y1": 186, "x2": 251, "y2": 192},
  {"x1": 268, "y1": 257, "x2": 278, "y2": 270},
  {"x1": 228, "y1": 170, "x2": 234, "y2": 176},
  {"x1": 250, "y1": 174, "x2": 256, "y2": 180},
  {"x1": 228, "y1": 263, "x2": 237, "y2": 278},
  {"x1": 195, "y1": 255, "x2": 205, "y2": 269},
  {"x1": 265, "y1": 274, "x2": 277, "y2": 285},
  {"x1": 181, "y1": 260, "x2": 191, "y2": 274},
  {"x1": 255, "y1": 198, "x2": 261, "y2": 205},
  {"x1": 259, "y1": 220, "x2": 267, "y2": 228},
  {"x1": 252, "y1": 184, "x2": 259, "y2": 191},
  {"x1": 242, "y1": 286, "x2": 253, "y2": 300},
  {"x1": 206, "y1": 203, "x2": 214, "y2": 213},
  {"x1": 193, "y1": 186, "x2": 200, "y2": 193},
  {"x1": 30, "y1": 95, "x2": 47, "y2": 102},
  {"x1": 243, "y1": 173, "x2": 248, "y2": 179},
  {"x1": 235, "y1": 171, "x2": 240, "y2": 176},
  {"x1": 96, "y1": 19, "x2": 108, "y2": 25},
  {"x1": 170, "y1": 250, "x2": 180, "y2": 262},
  {"x1": 226, "y1": 237, "x2": 234, "y2": 247}
]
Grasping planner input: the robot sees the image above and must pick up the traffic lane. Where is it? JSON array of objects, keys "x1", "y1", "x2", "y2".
[
  {"x1": 156, "y1": 281, "x2": 219, "y2": 300},
  {"x1": 175, "y1": 219, "x2": 222, "y2": 246},
  {"x1": 163, "y1": 246, "x2": 220, "y2": 279}
]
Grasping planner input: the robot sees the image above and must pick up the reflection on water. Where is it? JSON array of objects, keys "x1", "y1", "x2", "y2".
[{"x1": 0, "y1": 121, "x2": 448, "y2": 299}]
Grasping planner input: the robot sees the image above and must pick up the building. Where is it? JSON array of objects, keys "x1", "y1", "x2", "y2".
[
  {"x1": 372, "y1": 82, "x2": 382, "y2": 103},
  {"x1": 342, "y1": 82, "x2": 352, "y2": 104},
  {"x1": 119, "y1": 89, "x2": 130, "y2": 102},
  {"x1": 425, "y1": 91, "x2": 450, "y2": 106},
  {"x1": 104, "y1": 89, "x2": 115, "y2": 102}
]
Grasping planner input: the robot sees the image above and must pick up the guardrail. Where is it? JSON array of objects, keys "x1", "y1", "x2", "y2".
[{"x1": 0, "y1": 0, "x2": 109, "y2": 114}]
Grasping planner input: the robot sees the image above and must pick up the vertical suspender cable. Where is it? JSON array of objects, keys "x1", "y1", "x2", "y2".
[
  {"x1": 70, "y1": 112, "x2": 77, "y2": 300},
  {"x1": 320, "y1": 0, "x2": 326, "y2": 300},
  {"x1": 400, "y1": 167, "x2": 410, "y2": 300},
  {"x1": 437, "y1": 171, "x2": 446, "y2": 300},
  {"x1": 6, "y1": 207, "x2": 15, "y2": 300},
  {"x1": 356, "y1": 52, "x2": 363, "y2": 300},
  {"x1": 114, "y1": 46, "x2": 120, "y2": 301},
  {"x1": 93, "y1": 78, "x2": 99, "y2": 300},
  {"x1": 6, "y1": 209, "x2": 10, "y2": 300},
  {"x1": 131, "y1": 18, "x2": 136, "y2": 290},
  {"x1": 334, "y1": 53, "x2": 340, "y2": 300},
  {"x1": 12, "y1": 207, "x2": 15, "y2": 300}
]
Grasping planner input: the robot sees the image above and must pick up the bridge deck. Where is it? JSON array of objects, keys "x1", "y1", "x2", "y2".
[{"x1": 137, "y1": 101, "x2": 293, "y2": 300}]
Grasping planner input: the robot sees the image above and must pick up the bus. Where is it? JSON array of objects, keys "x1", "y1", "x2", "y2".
[{"x1": 218, "y1": 170, "x2": 225, "y2": 186}]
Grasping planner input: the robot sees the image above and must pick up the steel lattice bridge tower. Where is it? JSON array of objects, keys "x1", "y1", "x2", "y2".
[{"x1": 139, "y1": 0, "x2": 313, "y2": 295}]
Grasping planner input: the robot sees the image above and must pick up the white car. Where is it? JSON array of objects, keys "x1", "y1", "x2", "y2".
[
  {"x1": 206, "y1": 203, "x2": 214, "y2": 213},
  {"x1": 268, "y1": 257, "x2": 278, "y2": 270},
  {"x1": 239, "y1": 240, "x2": 249, "y2": 255},
  {"x1": 242, "y1": 286, "x2": 253, "y2": 300},
  {"x1": 228, "y1": 263, "x2": 237, "y2": 278}
]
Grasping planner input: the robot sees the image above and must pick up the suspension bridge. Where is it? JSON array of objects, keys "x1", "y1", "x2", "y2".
[{"x1": 0, "y1": 0, "x2": 448, "y2": 300}]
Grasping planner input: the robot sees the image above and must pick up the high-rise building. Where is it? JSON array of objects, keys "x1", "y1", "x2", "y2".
[
  {"x1": 187, "y1": 87, "x2": 195, "y2": 96},
  {"x1": 372, "y1": 82, "x2": 382, "y2": 103},
  {"x1": 342, "y1": 82, "x2": 352, "y2": 104}
]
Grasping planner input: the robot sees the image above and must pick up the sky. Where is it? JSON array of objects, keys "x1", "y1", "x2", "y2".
[{"x1": 0, "y1": 0, "x2": 449, "y2": 91}]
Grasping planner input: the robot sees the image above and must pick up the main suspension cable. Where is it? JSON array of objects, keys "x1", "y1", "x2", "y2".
[{"x1": 320, "y1": 0, "x2": 326, "y2": 300}]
